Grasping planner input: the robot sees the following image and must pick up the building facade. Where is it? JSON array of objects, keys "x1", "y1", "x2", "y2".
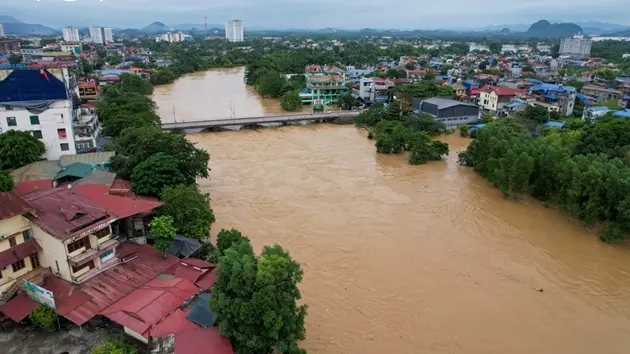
[
  {"x1": 0, "y1": 192, "x2": 47, "y2": 302},
  {"x1": 62, "y1": 26, "x2": 80, "y2": 42},
  {"x1": 560, "y1": 35, "x2": 592, "y2": 57},
  {"x1": 103, "y1": 28, "x2": 114, "y2": 43},
  {"x1": 478, "y1": 86, "x2": 526, "y2": 113},
  {"x1": 0, "y1": 69, "x2": 77, "y2": 160},
  {"x1": 225, "y1": 20, "x2": 244, "y2": 42},
  {"x1": 0, "y1": 24, "x2": 4, "y2": 39},
  {"x1": 0, "y1": 39, "x2": 20, "y2": 53},
  {"x1": 414, "y1": 97, "x2": 480, "y2": 128},
  {"x1": 581, "y1": 85, "x2": 623, "y2": 103},
  {"x1": 155, "y1": 32, "x2": 190, "y2": 43},
  {"x1": 304, "y1": 73, "x2": 348, "y2": 105},
  {"x1": 89, "y1": 27, "x2": 113, "y2": 44}
]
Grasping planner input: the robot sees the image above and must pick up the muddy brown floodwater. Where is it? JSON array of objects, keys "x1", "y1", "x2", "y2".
[{"x1": 154, "y1": 70, "x2": 630, "y2": 354}]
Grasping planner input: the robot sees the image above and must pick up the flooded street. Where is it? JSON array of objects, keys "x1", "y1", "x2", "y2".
[{"x1": 154, "y1": 70, "x2": 630, "y2": 354}]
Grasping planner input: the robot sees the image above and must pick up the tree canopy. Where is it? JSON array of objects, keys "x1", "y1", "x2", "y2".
[
  {"x1": 0, "y1": 130, "x2": 45, "y2": 170},
  {"x1": 211, "y1": 237, "x2": 307, "y2": 354},
  {"x1": 131, "y1": 152, "x2": 187, "y2": 196},
  {"x1": 95, "y1": 86, "x2": 161, "y2": 138},
  {"x1": 150, "y1": 215, "x2": 177, "y2": 258},
  {"x1": 280, "y1": 90, "x2": 303, "y2": 112},
  {"x1": 0, "y1": 171, "x2": 15, "y2": 192},
  {"x1": 160, "y1": 184, "x2": 216, "y2": 239},
  {"x1": 120, "y1": 73, "x2": 153, "y2": 95}
]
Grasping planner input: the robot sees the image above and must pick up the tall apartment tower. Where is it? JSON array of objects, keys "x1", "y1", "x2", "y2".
[
  {"x1": 0, "y1": 24, "x2": 5, "y2": 39},
  {"x1": 225, "y1": 20, "x2": 244, "y2": 42},
  {"x1": 559, "y1": 35, "x2": 592, "y2": 57},
  {"x1": 62, "y1": 26, "x2": 80, "y2": 42},
  {"x1": 89, "y1": 27, "x2": 114, "y2": 44}
]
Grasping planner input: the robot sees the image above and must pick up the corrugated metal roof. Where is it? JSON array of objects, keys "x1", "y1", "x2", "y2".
[
  {"x1": 72, "y1": 170, "x2": 116, "y2": 188},
  {"x1": 0, "y1": 191, "x2": 34, "y2": 221},
  {"x1": 148, "y1": 309, "x2": 200, "y2": 338},
  {"x1": 72, "y1": 184, "x2": 163, "y2": 219},
  {"x1": 174, "y1": 327, "x2": 234, "y2": 354},
  {"x1": 0, "y1": 239, "x2": 41, "y2": 269},
  {"x1": 54, "y1": 163, "x2": 101, "y2": 181},
  {"x1": 0, "y1": 294, "x2": 40, "y2": 322},
  {"x1": 0, "y1": 69, "x2": 67, "y2": 103},
  {"x1": 11, "y1": 161, "x2": 61, "y2": 183},
  {"x1": 101, "y1": 277, "x2": 199, "y2": 336},
  {"x1": 23, "y1": 188, "x2": 115, "y2": 241},
  {"x1": 45, "y1": 244, "x2": 180, "y2": 326},
  {"x1": 15, "y1": 180, "x2": 54, "y2": 196},
  {"x1": 59, "y1": 152, "x2": 114, "y2": 168}
]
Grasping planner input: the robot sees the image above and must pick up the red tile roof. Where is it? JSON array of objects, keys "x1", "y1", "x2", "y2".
[
  {"x1": 481, "y1": 85, "x2": 526, "y2": 96},
  {"x1": 194, "y1": 271, "x2": 217, "y2": 290},
  {"x1": 163, "y1": 259, "x2": 216, "y2": 290},
  {"x1": 0, "y1": 294, "x2": 40, "y2": 322},
  {"x1": 14, "y1": 180, "x2": 54, "y2": 196},
  {"x1": 101, "y1": 277, "x2": 199, "y2": 337},
  {"x1": 46, "y1": 244, "x2": 180, "y2": 326},
  {"x1": 23, "y1": 188, "x2": 115, "y2": 241},
  {"x1": 0, "y1": 239, "x2": 41, "y2": 269},
  {"x1": 175, "y1": 327, "x2": 234, "y2": 354},
  {"x1": 0, "y1": 192, "x2": 34, "y2": 221},
  {"x1": 72, "y1": 184, "x2": 163, "y2": 219}
]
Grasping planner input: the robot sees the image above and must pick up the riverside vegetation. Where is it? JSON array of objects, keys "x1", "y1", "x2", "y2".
[{"x1": 459, "y1": 115, "x2": 630, "y2": 242}]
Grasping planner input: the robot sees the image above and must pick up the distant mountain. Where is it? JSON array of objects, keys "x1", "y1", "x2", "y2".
[
  {"x1": 564, "y1": 21, "x2": 630, "y2": 33},
  {"x1": 172, "y1": 23, "x2": 223, "y2": 31},
  {"x1": 2, "y1": 22, "x2": 59, "y2": 36},
  {"x1": 140, "y1": 22, "x2": 172, "y2": 33},
  {"x1": 0, "y1": 15, "x2": 22, "y2": 24},
  {"x1": 526, "y1": 20, "x2": 583, "y2": 37},
  {"x1": 116, "y1": 28, "x2": 143, "y2": 36}
]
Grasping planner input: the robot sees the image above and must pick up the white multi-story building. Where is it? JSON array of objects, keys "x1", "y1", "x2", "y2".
[
  {"x1": 103, "y1": 28, "x2": 114, "y2": 43},
  {"x1": 155, "y1": 32, "x2": 190, "y2": 43},
  {"x1": 0, "y1": 69, "x2": 77, "y2": 160},
  {"x1": 225, "y1": 20, "x2": 244, "y2": 42},
  {"x1": 0, "y1": 24, "x2": 5, "y2": 39},
  {"x1": 89, "y1": 26, "x2": 113, "y2": 44},
  {"x1": 62, "y1": 26, "x2": 80, "y2": 42},
  {"x1": 560, "y1": 35, "x2": 592, "y2": 57}
]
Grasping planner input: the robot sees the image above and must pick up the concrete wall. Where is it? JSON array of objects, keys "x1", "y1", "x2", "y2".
[
  {"x1": 0, "y1": 215, "x2": 30, "y2": 249},
  {"x1": 33, "y1": 224, "x2": 73, "y2": 281},
  {"x1": 0, "y1": 100, "x2": 76, "y2": 160}
]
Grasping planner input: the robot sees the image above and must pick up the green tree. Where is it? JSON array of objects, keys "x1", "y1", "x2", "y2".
[
  {"x1": 405, "y1": 63, "x2": 416, "y2": 70},
  {"x1": 160, "y1": 184, "x2": 216, "y2": 239},
  {"x1": 107, "y1": 55, "x2": 122, "y2": 66},
  {"x1": 280, "y1": 90, "x2": 303, "y2": 112},
  {"x1": 437, "y1": 85, "x2": 455, "y2": 97},
  {"x1": 8, "y1": 54, "x2": 23, "y2": 64},
  {"x1": 80, "y1": 58, "x2": 93, "y2": 75},
  {"x1": 0, "y1": 130, "x2": 45, "y2": 170},
  {"x1": 216, "y1": 228, "x2": 250, "y2": 255},
  {"x1": 120, "y1": 73, "x2": 153, "y2": 95},
  {"x1": 337, "y1": 93, "x2": 356, "y2": 110},
  {"x1": 520, "y1": 105, "x2": 550, "y2": 123},
  {"x1": 112, "y1": 127, "x2": 209, "y2": 184},
  {"x1": 257, "y1": 71, "x2": 287, "y2": 98},
  {"x1": 95, "y1": 87, "x2": 161, "y2": 138},
  {"x1": 489, "y1": 42, "x2": 502, "y2": 54},
  {"x1": 151, "y1": 68, "x2": 177, "y2": 85},
  {"x1": 288, "y1": 74, "x2": 306, "y2": 91},
  {"x1": 91, "y1": 336, "x2": 138, "y2": 354},
  {"x1": 601, "y1": 99, "x2": 622, "y2": 110},
  {"x1": 150, "y1": 215, "x2": 176, "y2": 258},
  {"x1": 211, "y1": 239, "x2": 307, "y2": 354},
  {"x1": 29, "y1": 306, "x2": 56, "y2": 332},
  {"x1": 131, "y1": 153, "x2": 187, "y2": 196},
  {"x1": 0, "y1": 171, "x2": 14, "y2": 192},
  {"x1": 458, "y1": 124, "x2": 469, "y2": 137}
]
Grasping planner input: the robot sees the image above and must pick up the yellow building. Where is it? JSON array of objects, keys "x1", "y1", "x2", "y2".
[{"x1": 0, "y1": 192, "x2": 47, "y2": 302}]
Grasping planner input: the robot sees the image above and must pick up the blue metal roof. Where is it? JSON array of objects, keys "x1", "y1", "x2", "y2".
[
  {"x1": 544, "y1": 121, "x2": 565, "y2": 128},
  {"x1": 588, "y1": 106, "x2": 612, "y2": 112},
  {"x1": 543, "y1": 94, "x2": 558, "y2": 100},
  {"x1": 613, "y1": 110, "x2": 630, "y2": 118},
  {"x1": 504, "y1": 102, "x2": 524, "y2": 108},
  {"x1": 524, "y1": 78, "x2": 543, "y2": 84},
  {"x1": 0, "y1": 69, "x2": 67, "y2": 103},
  {"x1": 529, "y1": 83, "x2": 576, "y2": 93}
]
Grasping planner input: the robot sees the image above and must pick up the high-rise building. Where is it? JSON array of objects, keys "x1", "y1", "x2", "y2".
[
  {"x1": 559, "y1": 35, "x2": 592, "y2": 57},
  {"x1": 155, "y1": 32, "x2": 191, "y2": 43},
  {"x1": 62, "y1": 26, "x2": 80, "y2": 42},
  {"x1": 225, "y1": 20, "x2": 244, "y2": 42},
  {"x1": 103, "y1": 28, "x2": 114, "y2": 43},
  {"x1": 88, "y1": 26, "x2": 114, "y2": 44},
  {"x1": 0, "y1": 24, "x2": 5, "y2": 39}
]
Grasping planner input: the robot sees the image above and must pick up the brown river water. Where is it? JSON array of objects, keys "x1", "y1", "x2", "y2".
[{"x1": 153, "y1": 68, "x2": 630, "y2": 354}]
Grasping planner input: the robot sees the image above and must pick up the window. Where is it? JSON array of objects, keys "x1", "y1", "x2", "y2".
[
  {"x1": 32, "y1": 130, "x2": 43, "y2": 139},
  {"x1": 60, "y1": 143, "x2": 69, "y2": 151},
  {"x1": 57, "y1": 128, "x2": 67, "y2": 138},
  {"x1": 30, "y1": 115, "x2": 40, "y2": 125},
  {"x1": 29, "y1": 254, "x2": 40, "y2": 268},
  {"x1": 94, "y1": 227, "x2": 110, "y2": 239},
  {"x1": 8, "y1": 236, "x2": 17, "y2": 247},
  {"x1": 67, "y1": 238, "x2": 87, "y2": 254},
  {"x1": 22, "y1": 228, "x2": 32, "y2": 240},
  {"x1": 6, "y1": 117, "x2": 16, "y2": 126},
  {"x1": 12, "y1": 260, "x2": 26, "y2": 272}
]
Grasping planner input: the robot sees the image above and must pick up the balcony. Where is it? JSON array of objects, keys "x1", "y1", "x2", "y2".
[
  {"x1": 98, "y1": 237, "x2": 119, "y2": 251},
  {"x1": 68, "y1": 248, "x2": 99, "y2": 267}
]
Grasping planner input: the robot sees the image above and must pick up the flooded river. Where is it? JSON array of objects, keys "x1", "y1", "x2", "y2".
[{"x1": 154, "y1": 69, "x2": 630, "y2": 354}]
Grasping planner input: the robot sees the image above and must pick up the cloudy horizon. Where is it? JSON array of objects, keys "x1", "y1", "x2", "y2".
[{"x1": 2, "y1": 0, "x2": 629, "y2": 30}]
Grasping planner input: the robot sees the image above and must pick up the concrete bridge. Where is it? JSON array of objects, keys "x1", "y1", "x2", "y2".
[{"x1": 161, "y1": 111, "x2": 361, "y2": 131}]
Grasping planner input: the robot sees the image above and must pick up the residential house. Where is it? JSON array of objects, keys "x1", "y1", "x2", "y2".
[
  {"x1": 528, "y1": 83, "x2": 577, "y2": 116},
  {"x1": 72, "y1": 104, "x2": 101, "y2": 153},
  {"x1": 413, "y1": 97, "x2": 480, "y2": 128},
  {"x1": 450, "y1": 82, "x2": 467, "y2": 98},
  {"x1": 478, "y1": 85, "x2": 527, "y2": 113},
  {"x1": 580, "y1": 85, "x2": 623, "y2": 103},
  {"x1": 0, "y1": 39, "x2": 20, "y2": 53},
  {"x1": 0, "y1": 69, "x2": 77, "y2": 160},
  {"x1": 401, "y1": 68, "x2": 426, "y2": 82},
  {"x1": 303, "y1": 73, "x2": 348, "y2": 105},
  {"x1": 0, "y1": 192, "x2": 47, "y2": 302}
]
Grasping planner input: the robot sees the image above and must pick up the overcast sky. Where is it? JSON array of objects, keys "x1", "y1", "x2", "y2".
[{"x1": 2, "y1": 0, "x2": 629, "y2": 29}]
